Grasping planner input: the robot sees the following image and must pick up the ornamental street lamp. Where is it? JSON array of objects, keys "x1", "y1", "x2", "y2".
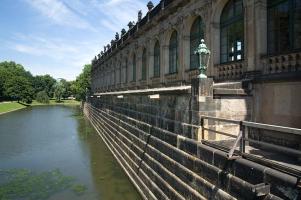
[{"x1": 194, "y1": 39, "x2": 210, "y2": 79}]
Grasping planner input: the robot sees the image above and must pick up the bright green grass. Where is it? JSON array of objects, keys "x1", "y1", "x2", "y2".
[
  {"x1": 0, "y1": 100, "x2": 80, "y2": 114},
  {"x1": 0, "y1": 102, "x2": 26, "y2": 114}
]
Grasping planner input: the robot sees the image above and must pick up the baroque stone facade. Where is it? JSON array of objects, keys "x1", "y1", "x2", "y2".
[
  {"x1": 86, "y1": 1, "x2": 301, "y2": 198},
  {"x1": 91, "y1": 0, "x2": 301, "y2": 128}
]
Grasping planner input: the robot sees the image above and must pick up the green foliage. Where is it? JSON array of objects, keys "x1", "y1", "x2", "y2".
[
  {"x1": 71, "y1": 64, "x2": 91, "y2": 101},
  {"x1": 0, "y1": 61, "x2": 34, "y2": 102},
  {"x1": 53, "y1": 79, "x2": 65, "y2": 102},
  {"x1": 59, "y1": 79, "x2": 73, "y2": 99},
  {"x1": 0, "y1": 169, "x2": 87, "y2": 200},
  {"x1": 0, "y1": 61, "x2": 89, "y2": 103},
  {"x1": 4, "y1": 76, "x2": 34, "y2": 104},
  {"x1": 33, "y1": 75, "x2": 56, "y2": 98},
  {"x1": 36, "y1": 91, "x2": 50, "y2": 104}
]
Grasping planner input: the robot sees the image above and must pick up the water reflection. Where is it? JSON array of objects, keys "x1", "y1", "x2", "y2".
[{"x1": 0, "y1": 106, "x2": 141, "y2": 200}]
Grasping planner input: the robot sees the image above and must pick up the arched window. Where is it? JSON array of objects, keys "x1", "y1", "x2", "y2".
[
  {"x1": 119, "y1": 62, "x2": 121, "y2": 84},
  {"x1": 142, "y1": 48, "x2": 147, "y2": 80},
  {"x1": 154, "y1": 41, "x2": 160, "y2": 77},
  {"x1": 112, "y1": 69, "x2": 115, "y2": 85},
  {"x1": 125, "y1": 58, "x2": 128, "y2": 83},
  {"x1": 220, "y1": 0, "x2": 244, "y2": 63},
  {"x1": 132, "y1": 54, "x2": 136, "y2": 81},
  {"x1": 268, "y1": 0, "x2": 301, "y2": 55},
  {"x1": 169, "y1": 31, "x2": 178, "y2": 73},
  {"x1": 190, "y1": 16, "x2": 204, "y2": 69}
]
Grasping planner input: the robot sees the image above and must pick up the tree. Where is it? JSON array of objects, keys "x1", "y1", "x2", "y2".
[
  {"x1": 71, "y1": 64, "x2": 91, "y2": 101},
  {"x1": 53, "y1": 80, "x2": 65, "y2": 102},
  {"x1": 36, "y1": 91, "x2": 50, "y2": 104},
  {"x1": 0, "y1": 61, "x2": 34, "y2": 101},
  {"x1": 33, "y1": 75, "x2": 56, "y2": 98},
  {"x1": 60, "y1": 79, "x2": 72, "y2": 99},
  {"x1": 4, "y1": 76, "x2": 34, "y2": 104}
]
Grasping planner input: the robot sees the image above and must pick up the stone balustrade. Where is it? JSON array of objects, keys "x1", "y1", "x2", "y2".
[
  {"x1": 215, "y1": 61, "x2": 244, "y2": 81},
  {"x1": 262, "y1": 52, "x2": 301, "y2": 74}
]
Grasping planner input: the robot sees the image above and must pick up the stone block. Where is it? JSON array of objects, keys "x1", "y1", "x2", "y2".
[
  {"x1": 164, "y1": 131, "x2": 177, "y2": 146},
  {"x1": 263, "y1": 168, "x2": 299, "y2": 200},
  {"x1": 179, "y1": 139, "x2": 198, "y2": 156},
  {"x1": 212, "y1": 150, "x2": 234, "y2": 171},
  {"x1": 233, "y1": 159, "x2": 265, "y2": 185},
  {"x1": 194, "y1": 159, "x2": 220, "y2": 186},
  {"x1": 191, "y1": 78, "x2": 214, "y2": 97},
  {"x1": 197, "y1": 144, "x2": 215, "y2": 164}
]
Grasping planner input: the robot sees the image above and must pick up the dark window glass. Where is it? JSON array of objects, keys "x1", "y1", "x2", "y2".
[
  {"x1": 125, "y1": 59, "x2": 128, "y2": 83},
  {"x1": 190, "y1": 16, "x2": 205, "y2": 69},
  {"x1": 295, "y1": 0, "x2": 301, "y2": 49},
  {"x1": 268, "y1": 0, "x2": 301, "y2": 54},
  {"x1": 169, "y1": 31, "x2": 178, "y2": 73},
  {"x1": 119, "y1": 63, "x2": 121, "y2": 84},
  {"x1": 132, "y1": 54, "x2": 136, "y2": 81},
  {"x1": 154, "y1": 41, "x2": 160, "y2": 77},
  {"x1": 142, "y1": 49, "x2": 147, "y2": 80},
  {"x1": 220, "y1": 0, "x2": 244, "y2": 63}
]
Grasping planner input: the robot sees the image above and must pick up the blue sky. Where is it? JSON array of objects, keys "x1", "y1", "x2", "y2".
[{"x1": 0, "y1": 0, "x2": 160, "y2": 80}]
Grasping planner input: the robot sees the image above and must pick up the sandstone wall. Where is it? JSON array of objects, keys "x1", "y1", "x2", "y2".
[{"x1": 84, "y1": 102, "x2": 300, "y2": 200}]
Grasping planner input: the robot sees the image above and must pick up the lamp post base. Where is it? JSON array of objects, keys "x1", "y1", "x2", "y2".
[{"x1": 198, "y1": 74, "x2": 207, "y2": 79}]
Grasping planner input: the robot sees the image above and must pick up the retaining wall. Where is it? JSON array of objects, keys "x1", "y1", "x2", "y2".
[{"x1": 84, "y1": 102, "x2": 300, "y2": 200}]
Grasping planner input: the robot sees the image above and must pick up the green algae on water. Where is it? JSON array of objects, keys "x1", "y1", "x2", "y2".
[
  {"x1": 0, "y1": 169, "x2": 87, "y2": 200},
  {"x1": 71, "y1": 184, "x2": 87, "y2": 195}
]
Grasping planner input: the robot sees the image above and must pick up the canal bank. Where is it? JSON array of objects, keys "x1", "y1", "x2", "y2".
[
  {"x1": 0, "y1": 100, "x2": 80, "y2": 115},
  {"x1": 0, "y1": 102, "x2": 27, "y2": 115},
  {"x1": 0, "y1": 105, "x2": 141, "y2": 200}
]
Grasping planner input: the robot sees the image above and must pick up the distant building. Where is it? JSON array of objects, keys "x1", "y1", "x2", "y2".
[{"x1": 91, "y1": 0, "x2": 301, "y2": 128}]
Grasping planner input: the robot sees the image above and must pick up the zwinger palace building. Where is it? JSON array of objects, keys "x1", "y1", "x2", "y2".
[{"x1": 91, "y1": 0, "x2": 301, "y2": 128}]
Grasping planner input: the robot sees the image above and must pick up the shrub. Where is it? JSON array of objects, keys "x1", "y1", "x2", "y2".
[{"x1": 36, "y1": 91, "x2": 49, "y2": 104}]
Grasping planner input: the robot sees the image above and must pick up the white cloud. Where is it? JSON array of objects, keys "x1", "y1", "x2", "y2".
[
  {"x1": 92, "y1": 0, "x2": 147, "y2": 32},
  {"x1": 25, "y1": 0, "x2": 94, "y2": 30},
  {"x1": 7, "y1": 33, "x2": 102, "y2": 80}
]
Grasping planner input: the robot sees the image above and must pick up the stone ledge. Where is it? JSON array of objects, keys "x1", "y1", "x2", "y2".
[{"x1": 213, "y1": 88, "x2": 248, "y2": 96}]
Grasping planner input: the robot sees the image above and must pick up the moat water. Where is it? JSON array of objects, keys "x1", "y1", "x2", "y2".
[{"x1": 0, "y1": 105, "x2": 141, "y2": 200}]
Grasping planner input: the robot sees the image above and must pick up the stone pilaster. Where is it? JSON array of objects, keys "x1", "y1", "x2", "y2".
[{"x1": 190, "y1": 78, "x2": 214, "y2": 140}]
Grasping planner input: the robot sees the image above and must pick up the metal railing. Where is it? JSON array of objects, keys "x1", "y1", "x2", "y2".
[{"x1": 200, "y1": 116, "x2": 301, "y2": 159}]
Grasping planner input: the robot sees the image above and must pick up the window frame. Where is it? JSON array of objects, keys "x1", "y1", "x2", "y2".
[
  {"x1": 153, "y1": 40, "x2": 160, "y2": 78},
  {"x1": 132, "y1": 54, "x2": 136, "y2": 81},
  {"x1": 142, "y1": 48, "x2": 147, "y2": 80},
  {"x1": 267, "y1": 0, "x2": 301, "y2": 56},
  {"x1": 169, "y1": 31, "x2": 178, "y2": 74},
  {"x1": 220, "y1": 0, "x2": 244, "y2": 64}
]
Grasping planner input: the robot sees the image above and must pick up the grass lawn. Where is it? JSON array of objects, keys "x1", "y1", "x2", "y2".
[
  {"x1": 0, "y1": 102, "x2": 27, "y2": 114},
  {"x1": 0, "y1": 100, "x2": 80, "y2": 114}
]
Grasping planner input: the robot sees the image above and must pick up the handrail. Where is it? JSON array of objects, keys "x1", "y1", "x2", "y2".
[
  {"x1": 200, "y1": 115, "x2": 301, "y2": 159},
  {"x1": 242, "y1": 121, "x2": 301, "y2": 136},
  {"x1": 201, "y1": 115, "x2": 241, "y2": 124}
]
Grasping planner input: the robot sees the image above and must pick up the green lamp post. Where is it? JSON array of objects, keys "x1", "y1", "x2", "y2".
[{"x1": 194, "y1": 39, "x2": 211, "y2": 79}]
